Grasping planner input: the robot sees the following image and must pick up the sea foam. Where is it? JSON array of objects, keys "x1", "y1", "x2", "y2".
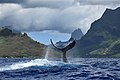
[{"x1": 0, "y1": 59, "x2": 65, "y2": 72}]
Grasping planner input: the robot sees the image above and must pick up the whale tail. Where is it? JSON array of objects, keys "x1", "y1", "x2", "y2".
[
  {"x1": 50, "y1": 39, "x2": 75, "y2": 62},
  {"x1": 50, "y1": 39, "x2": 75, "y2": 53}
]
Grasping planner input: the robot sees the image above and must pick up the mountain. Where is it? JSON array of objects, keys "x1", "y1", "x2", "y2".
[
  {"x1": 71, "y1": 28, "x2": 83, "y2": 40},
  {"x1": 0, "y1": 27, "x2": 46, "y2": 58},
  {"x1": 76, "y1": 7, "x2": 120, "y2": 58}
]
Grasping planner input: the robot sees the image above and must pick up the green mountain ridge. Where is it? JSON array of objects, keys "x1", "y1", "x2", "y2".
[
  {"x1": 76, "y1": 7, "x2": 120, "y2": 58},
  {"x1": 0, "y1": 27, "x2": 46, "y2": 58}
]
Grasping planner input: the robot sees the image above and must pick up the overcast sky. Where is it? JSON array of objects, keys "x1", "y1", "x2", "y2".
[{"x1": 0, "y1": 0, "x2": 120, "y2": 44}]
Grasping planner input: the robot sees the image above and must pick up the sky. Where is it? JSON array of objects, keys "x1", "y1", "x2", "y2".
[{"x1": 0, "y1": 0, "x2": 120, "y2": 44}]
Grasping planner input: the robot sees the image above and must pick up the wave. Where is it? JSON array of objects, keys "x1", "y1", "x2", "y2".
[{"x1": 0, "y1": 59, "x2": 65, "y2": 72}]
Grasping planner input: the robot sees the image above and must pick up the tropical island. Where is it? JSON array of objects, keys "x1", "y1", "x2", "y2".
[
  {"x1": 0, "y1": 27, "x2": 46, "y2": 58},
  {"x1": 0, "y1": 7, "x2": 120, "y2": 58}
]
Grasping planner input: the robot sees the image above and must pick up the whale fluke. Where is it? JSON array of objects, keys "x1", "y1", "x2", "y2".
[{"x1": 50, "y1": 39, "x2": 75, "y2": 62}]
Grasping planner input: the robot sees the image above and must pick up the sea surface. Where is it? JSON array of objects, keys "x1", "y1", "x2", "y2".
[{"x1": 0, "y1": 58, "x2": 120, "y2": 80}]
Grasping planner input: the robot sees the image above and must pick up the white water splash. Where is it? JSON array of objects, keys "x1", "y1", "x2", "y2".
[
  {"x1": 45, "y1": 47, "x2": 50, "y2": 59},
  {"x1": 0, "y1": 59, "x2": 65, "y2": 72}
]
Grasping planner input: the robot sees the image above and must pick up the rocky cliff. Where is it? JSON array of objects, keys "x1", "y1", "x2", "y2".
[{"x1": 76, "y1": 7, "x2": 120, "y2": 58}]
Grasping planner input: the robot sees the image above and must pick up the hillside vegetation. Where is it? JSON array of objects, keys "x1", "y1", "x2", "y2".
[
  {"x1": 0, "y1": 27, "x2": 46, "y2": 58},
  {"x1": 76, "y1": 7, "x2": 120, "y2": 58}
]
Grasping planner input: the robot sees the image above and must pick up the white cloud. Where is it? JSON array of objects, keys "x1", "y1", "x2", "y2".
[
  {"x1": 0, "y1": 0, "x2": 120, "y2": 34},
  {"x1": 1, "y1": 0, "x2": 120, "y2": 8},
  {"x1": 0, "y1": 4, "x2": 22, "y2": 19}
]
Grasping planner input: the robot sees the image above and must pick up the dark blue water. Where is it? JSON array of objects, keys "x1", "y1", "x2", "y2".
[{"x1": 0, "y1": 58, "x2": 120, "y2": 80}]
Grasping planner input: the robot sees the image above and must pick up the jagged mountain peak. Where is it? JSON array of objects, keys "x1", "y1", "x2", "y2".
[
  {"x1": 71, "y1": 28, "x2": 83, "y2": 40},
  {"x1": 76, "y1": 7, "x2": 120, "y2": 58}
]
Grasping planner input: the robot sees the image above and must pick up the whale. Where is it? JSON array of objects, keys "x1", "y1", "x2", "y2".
[{"x1": 50, "y1": 39, "x2": 75, "y2": 62}]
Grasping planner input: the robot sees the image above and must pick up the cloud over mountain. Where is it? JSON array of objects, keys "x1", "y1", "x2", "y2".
[{"x1": 0, "y1": 0, "x2": 120, "y2": 34}]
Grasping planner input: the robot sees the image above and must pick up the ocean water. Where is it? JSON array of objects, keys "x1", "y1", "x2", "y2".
[{"x1": 0, "y1": 58, "x2": 120, "y2": 80}]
